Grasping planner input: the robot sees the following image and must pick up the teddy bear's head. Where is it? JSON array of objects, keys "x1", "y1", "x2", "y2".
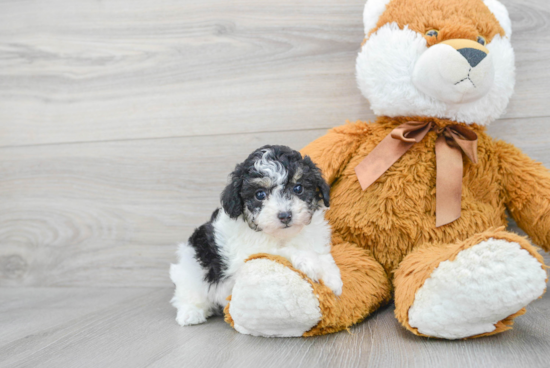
[{"x1": 356, "y1": 0, "x2": 514, "y2": 125}]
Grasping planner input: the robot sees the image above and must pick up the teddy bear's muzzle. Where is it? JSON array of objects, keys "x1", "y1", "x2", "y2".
[{"x1": 412, "y1": 38, "x2": 494, "y2": 106}]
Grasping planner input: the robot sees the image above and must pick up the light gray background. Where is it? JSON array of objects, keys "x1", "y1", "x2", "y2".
[{"x1": 0, "y1": 0, "x2": 549, "y2": 367}]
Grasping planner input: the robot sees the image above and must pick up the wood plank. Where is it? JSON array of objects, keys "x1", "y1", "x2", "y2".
[
  {"x1": 0, "y1": 129, "x2": 327, "y2": 287},
  {"x1": 0, "y1": 287, "x2": 151, "y2": 346},
  {"x1": 1, "y1": 286, "x2": 549, "y2": 368},
  {"x1": 0, "y1": 0, "x2": 371, "y2": 147},
  {"x1": 487, "y1": 116, "x2": 550, "y2": 163},
  {"x1": 0, "y1": 0, "x2": 549, "y2": 147},
  {"x1": 1, "y1": 115, "x2": 549, "y2": 288},
  {"x1": 504, "y1": 0, "x2": 550, "y2": 120}
]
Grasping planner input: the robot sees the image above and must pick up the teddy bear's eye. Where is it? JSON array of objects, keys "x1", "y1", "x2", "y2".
[
  {"x1": 477, "y1": 36, "x2": 486, "y2": 46},
  {"x1": 426, "y1": 30, "x2": 439, "y2": 38}
]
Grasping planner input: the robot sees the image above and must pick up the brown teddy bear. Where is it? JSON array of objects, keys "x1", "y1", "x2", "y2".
[{"x1": 224, "y1": 0, "x2": 549, "y2": 339}]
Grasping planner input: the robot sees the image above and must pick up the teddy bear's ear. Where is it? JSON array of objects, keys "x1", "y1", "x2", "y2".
[
  {"x1": 363, "y1": 0, "x2": 512, "y2": 38},
  {"x1": 483, "y1": 0, "x2": 512, "y2": 37},
  {"x1": 363, "y1": 0, "x2": 392, "y2": 36}
]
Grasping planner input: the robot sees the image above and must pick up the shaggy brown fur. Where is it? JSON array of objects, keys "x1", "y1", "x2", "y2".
[
  {"x1": 369, "y1": 0, "x2": 505, "y2": 45},
  {"x1": 223, "y1": 116, "x2": 549, "y2": 337},
  {"x1": 296, "y1": 117, "x2": 549, "y2": 337},
  {"x1": 224, "y1": 244, "x2": 393, "y2": 336},
  {"x1": 305, "y1": 235, "x2": 393, "y2": 336},
  {"x1": 223, "y1": 0, "x2": 549, "y2": 338},
  {"x1": 394, "y1": 227, "x2": 546, "y2": 337}
]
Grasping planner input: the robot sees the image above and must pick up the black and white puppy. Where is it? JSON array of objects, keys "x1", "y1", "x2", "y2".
[{"x1": 170, "y1": 145, "x2": 343, "y2": 326}]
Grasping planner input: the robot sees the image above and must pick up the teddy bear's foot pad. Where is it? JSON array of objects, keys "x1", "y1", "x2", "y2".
[
  {"x1": 408, "y1": 238, "x2": 547, "y2": 339},
  {"x1": 228, "y1": 258, "x2": 322, "y2": 337}
]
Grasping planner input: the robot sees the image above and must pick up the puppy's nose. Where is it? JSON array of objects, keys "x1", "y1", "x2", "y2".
[
  {"x1": 278, "y1": 211, "x2": 292, "y2": 224},
  {"x1": 457, "y1": 48, "x2": 487, "y2": 68}
]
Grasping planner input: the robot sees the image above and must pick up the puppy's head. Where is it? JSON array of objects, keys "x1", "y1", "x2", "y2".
[{"x1": 221, "y1": 145, "x2": 330, "y2": 238}]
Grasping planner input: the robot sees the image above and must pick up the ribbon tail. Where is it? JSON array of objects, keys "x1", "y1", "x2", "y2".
[
  {"x1": 355, "y1": 134, "x2": 416, "y2": 190},
  {"x1": 435, "y1": 135, "x2": 463, "y2": 227}
]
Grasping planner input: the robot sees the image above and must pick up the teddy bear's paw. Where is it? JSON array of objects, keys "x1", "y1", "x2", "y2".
[
  {"x1": 408, "y1": 238, "x2": 547, "y2": 339},
  {"x1": 175, "y1": 305, "x2": 208, "y2": 326},
  {"x1": 228, "y1": 258, "x2": 321, "y2": 337}
]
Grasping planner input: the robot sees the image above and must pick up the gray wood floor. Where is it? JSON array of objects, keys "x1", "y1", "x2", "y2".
[
  {"x1": 2, "y1": 277, "x2": 550, "y2": 368},
  {"x1": 1, "y1": 0, "x2": 550, "y2": 367}
]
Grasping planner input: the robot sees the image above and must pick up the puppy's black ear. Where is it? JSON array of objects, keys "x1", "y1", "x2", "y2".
[
  {"x1": 221, "y1": 162, "x2": 245, "y2": 218},
  {"x1": 303, "y1": 156, "x2": 330, "y2": 208},
  {"x1": 318, "y1": 176, "x2": 331, "y2": 208}
]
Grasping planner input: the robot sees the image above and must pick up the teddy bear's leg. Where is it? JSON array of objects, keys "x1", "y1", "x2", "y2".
[
  {"x1": 224, "y1": 240, "x2": 391, "y2": 337},
  {"x1": 394, "y1": 228, "x2": 548, "y2": 339}
]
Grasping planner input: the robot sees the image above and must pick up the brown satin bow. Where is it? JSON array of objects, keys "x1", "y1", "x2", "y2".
[{"x1": 354, "y1": 121, "x2": 478, "y2": 227}]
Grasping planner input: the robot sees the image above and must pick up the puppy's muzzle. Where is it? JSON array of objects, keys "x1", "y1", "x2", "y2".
[{"x1": 277, "y1": 211, "x2": 292, "y2": 225}]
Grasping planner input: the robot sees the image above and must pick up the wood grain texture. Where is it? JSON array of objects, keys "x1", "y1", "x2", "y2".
[
  {"x1": 1, "y1": 0, "x2": 550, "y2": 365},
  {"x1": 0, "y1": 116, "x2": 549, "y2": 287},
  {"x1": 1, "y1": 285, "x2": 549, "y2": 368},
  {"x1": 0, "y1": 129, "x2": 326, "y2": 287},
  {"x1": 0, "y1": 0, "x2": 371, "y2": 147},
  {"x1": 0, "y1": 0, "x2": 549, "y2": 147}
]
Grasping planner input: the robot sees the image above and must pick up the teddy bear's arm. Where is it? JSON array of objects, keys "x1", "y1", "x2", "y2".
[
  {"x1": 497, "y1": 140, "x2": 550, "y2": 252},
  {"x1": 301, "y1": 123, "x2": 368, "y2": 185}
]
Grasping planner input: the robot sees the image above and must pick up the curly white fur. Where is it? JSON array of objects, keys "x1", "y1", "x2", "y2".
[
  {"x1": 170, "y1": 209, "x2": 342, "y2": 327},
  {"x1": 357, "y1": 0, "x2": 515, "y2": 125},
  {"x1": 408, "y1": 239, "x2": 547, "y2": 339},
  {"x1": 229, "y1": 259, "x2": 323, "y2": 337},
  {"x1": 357, "y1": 24, "x2": 514, "y2": 125}
]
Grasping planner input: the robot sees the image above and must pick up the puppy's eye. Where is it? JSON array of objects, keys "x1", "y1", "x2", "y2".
[
  {"x1": 293, "y1": 184, "x2": 303, "y2": 194},
  {"x1": 255, "y1": 190, "x2": 267, "y2": 200},
  {"x1": 477, "y1": 36, "x2": 486, "y2": 46},
  {"x1": 426, "y1": 29, "x2": 439, "y2": 38}
]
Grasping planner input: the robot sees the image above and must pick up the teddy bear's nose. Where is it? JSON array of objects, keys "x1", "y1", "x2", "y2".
[
  {"x1": 457, "y1": 48, "x2": 487, "y2": 68},
  {"x1": 439, "y1": 39, "x2": 490, "y2": 69}
]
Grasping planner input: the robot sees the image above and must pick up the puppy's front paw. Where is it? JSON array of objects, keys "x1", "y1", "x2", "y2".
[
  {"x1": 176, "y1": 306, "x2": 207, "y2": 326},
  {"x1": 317, "y1": 254, "x2": 343, "y2": 296},
  {"x1": 321, "y1": 270, "x2": 343, "y2": 296},
  {"x1": 291, "y1": 252, "x2": 323, "y2": 282}
]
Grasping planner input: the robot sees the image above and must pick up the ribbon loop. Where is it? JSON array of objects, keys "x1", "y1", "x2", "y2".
[
  {"x1": 355, "y1": 121, "x2": 431, "y2": 191},
  {"x1": 354, "y1": 121, "x2": 478, "y2": 227},
  {"x1": 390, "y1": 121, "x2": 433, "y2": 143},
  {"x1": 446, "y1": 125, "x2": 478, "y2": 164}
]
